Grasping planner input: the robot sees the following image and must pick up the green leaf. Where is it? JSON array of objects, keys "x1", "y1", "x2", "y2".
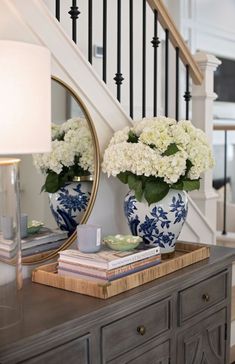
[
  {"x1": 182, "y1": 179, "x2": 200, "y2": 191},
  {"x1": 59, "y1": 172, "x2": 70, "y2": 187},
  {"x1": 135, "y1": 181, "x2": 144, "y2": 202},
  {"x1": 185, "y1": 159, "x2": 193, "y2": 176},
  {"x1": 127, "y1": 130, "x2": 139, "y2": 143},
  {"x1": 127, "y1": 174, "x2": 138, "y2": 190},
  {"x1": 144, "y1": 180, "x2": 169, "y2": 205},
  {"x1": 72, "y1": 156, "x2": 90, "y2": 177},
  {"x1": 127, "y1": 174, "x2": 144, "y2": 202},
  {"x1": 171, "y1": 180, "x2": 184, "y2": 190},
  {"x1": 56, "y1": 132, "x2": 65, "y2": 141},
  {"x1": 117, "y1": 172, "x2": 129, "y2": 184},
  {"x1": 45, "y1": 172, "x2": 60, "y2": 193},
  {"x1": 163, "y1": 143, "x2": 179, "y2": 156}
]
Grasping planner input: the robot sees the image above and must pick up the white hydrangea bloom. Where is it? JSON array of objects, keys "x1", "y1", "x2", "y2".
[
  {"x1": 139, "y1": 123, "x2": 173, "y2": 153},
  {"x1": 102, "y1": 142, "x2": 161, "y2": 177},
  {"x1": 109, "y1": 126, "x2": 130, "y2": 145},
  {"x1": 157, "y1": 151, "x2": 187, "y2": 184},
  {"x1": 33, "y1": 117, "x2": 94, "y2": 176},
  {"x1": 102, "y1": 116, "x2": 215, "y2": 189},
  {"x1": 51, "y1": 123, "x2": 62, "y2": 140},
  {"x1": 187, "y1": 140, "x2": 214, "y2": 179},
  {"x1": 60, "y1": 117, "x2": 82, "y2": 132},
  {"x1": 34, "y1": 140, "x2": 75, "y2": 175},
  {"x1": 171, "y1": 123, "x2": 191, "y2": 148},
  {"x1": 177, "y1": 119, "x2": 196, "y2": 135},
  {"x1": 132, "y1": 118, "x2": 156, "y2": 136},
  {"x1": 133, "y1": 116, "x2": 176, "y2": 136}
]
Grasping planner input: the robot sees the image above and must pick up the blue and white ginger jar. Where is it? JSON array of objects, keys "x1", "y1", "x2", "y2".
[
  {"x1": 124, "y1": 190, "x2": 188, "y2": 254},
  {"x1": 49, "y1": 181, "x2": 92, "y2": 235}
]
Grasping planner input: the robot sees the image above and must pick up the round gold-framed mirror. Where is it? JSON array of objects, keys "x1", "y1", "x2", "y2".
[{"x1": 18, "y1": 76, "x2": 100, "y2": 265}]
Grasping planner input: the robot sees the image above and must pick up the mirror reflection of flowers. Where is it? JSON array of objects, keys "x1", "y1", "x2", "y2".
[
  {"x1": 33, "y1": 118, "x2": 94, "y2": 193},
  {"x1": 102, "y1": 117, "x2": 214, "y2": 204}
]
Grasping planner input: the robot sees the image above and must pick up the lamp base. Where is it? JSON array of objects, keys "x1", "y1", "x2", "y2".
[{"x1": 0, "y1": 158, "x2": 23, "y2": 328}]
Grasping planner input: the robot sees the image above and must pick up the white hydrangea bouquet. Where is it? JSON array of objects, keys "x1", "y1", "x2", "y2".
[
  {"x1": 34, "y1": 117, "x2": 94, "y2": 193},
  {"x1": 102, "y1": 116, "x2": 214, "y2": 204}
]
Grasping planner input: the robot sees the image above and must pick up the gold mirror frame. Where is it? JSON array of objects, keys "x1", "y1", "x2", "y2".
[{"x1": 22, "y1": 76, "x2": 100, "y2": 265}]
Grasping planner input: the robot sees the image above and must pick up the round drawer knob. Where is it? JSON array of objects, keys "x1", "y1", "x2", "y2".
[
  {"x1": 202, "y1": 293, "x2": 210, "y2": 302},
  {"x1": 137, "y1": 325, "x2": 146, "y2": 336}
]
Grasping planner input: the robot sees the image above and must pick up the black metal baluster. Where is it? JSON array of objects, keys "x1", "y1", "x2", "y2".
[
  {"x1": 175, "y1": 47, "x2": 179, "y2": 121},
  {"x1": 129, "y1": 0, "x2": 133, "y2": 118},
  {"x1": 68, "y1": 0, "x2": 80, "y2": 43},
  {"x1": 88, "y1": 0, "x2": 93, "y2": 64},
  {"x1": 165, "y1": 29, "x2": 169, "y2": 117},
  {"x1": 56, "y1": 0, "x2": 60, "y2": 21},
  {"x1": 151, "y1": 10, "x2": 160, "y2": 117},
  {"x1": 142, "y1": 0, "x2": 146, "y2": 118},
  {"x1": 184, "y1": 64, "x2": 191, "y2": 120},
  {"x1": 114, "y1": 0, "x2": 124, "y2": 102},
  {"x1": 103, "y1": 0, "x2": 107, "y2": 82},
  {"x1": 222, "y1": 130, "x2": 228, "y2": 235}
]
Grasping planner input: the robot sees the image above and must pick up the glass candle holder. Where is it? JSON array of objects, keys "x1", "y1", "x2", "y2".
[
  {"x1": 0, "y1": 158, "x2": 23, "y2": 329},
  {"x1": 77, "y1": 224, "x2": 101, "y2": 253}
]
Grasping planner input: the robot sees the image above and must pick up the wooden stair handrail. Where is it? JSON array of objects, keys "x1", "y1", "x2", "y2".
[
  {"x1": 147, "y1": 0, "x2": 203, "y2": 85},
  {"x1": 213, "y1": 123, "x2": 235, "y2": 131}
]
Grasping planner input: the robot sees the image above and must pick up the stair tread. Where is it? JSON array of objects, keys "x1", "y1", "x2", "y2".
[{"x1": 216, "y1": 231, "x2": 235, "y2": 247}]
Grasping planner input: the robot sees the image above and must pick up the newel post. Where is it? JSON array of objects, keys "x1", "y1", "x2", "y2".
[{"x1": 191, "y1": 51, "x2": 221, "y2": 232}]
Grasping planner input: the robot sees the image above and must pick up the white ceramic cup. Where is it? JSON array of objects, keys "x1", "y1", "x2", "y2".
[{"x1": 77, "y1": 224, "x2": 101, "y2": 253}]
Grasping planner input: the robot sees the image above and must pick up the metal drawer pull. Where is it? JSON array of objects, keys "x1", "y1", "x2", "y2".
[
  {"x1": 202, "y1": 293, "x2": 210, "y2": 302},
  {"x1": 137, "y1": 325, "x2": 146, "y2": 336}
]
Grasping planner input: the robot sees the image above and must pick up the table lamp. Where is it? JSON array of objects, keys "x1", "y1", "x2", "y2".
[{"x1": 0, "y1": 41, "x2": 51, "y2": 329}]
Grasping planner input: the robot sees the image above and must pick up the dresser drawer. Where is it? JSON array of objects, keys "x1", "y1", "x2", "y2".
[
  {"x1": 22, "y1": 335, "x2": 91, "y2": 364},
  {"x1": 102, "y1": 298, "x2": 171, "y2": 361},
  {"x1": 109, "y1": 339, "x2": 170, "y2": 364},
  {"x1": 178, "y1": 271, "x2": 227, "y2": 325}
]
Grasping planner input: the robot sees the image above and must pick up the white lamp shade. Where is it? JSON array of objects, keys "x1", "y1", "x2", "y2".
[{"x1": 0, "y1": 41, "x2": 51, "y2": 154}]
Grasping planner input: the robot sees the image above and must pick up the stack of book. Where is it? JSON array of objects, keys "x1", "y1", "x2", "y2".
[
  {"x1": 58, "y1": 244, "x2": 161, "y2": 282},
  {"x1": 0, "y1": 228, "x2": 68, "y2": 260}
]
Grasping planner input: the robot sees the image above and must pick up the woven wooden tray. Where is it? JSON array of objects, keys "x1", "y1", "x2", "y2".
[{"x1": 32, "y1": 242, "x2": 210, "y2": 299}]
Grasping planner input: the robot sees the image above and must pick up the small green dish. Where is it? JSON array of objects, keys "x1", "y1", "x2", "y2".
[
  {"x1": 27, "y1": 220, "x2": 44, "y2": 235},
  {"x1": 103, "y1": 234, "x2": 142, "y2": 251}
]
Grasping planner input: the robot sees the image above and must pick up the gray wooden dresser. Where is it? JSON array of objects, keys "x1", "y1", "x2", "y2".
[{"x1": 0, "y1": 245, "x2": 235, "y2": 364}]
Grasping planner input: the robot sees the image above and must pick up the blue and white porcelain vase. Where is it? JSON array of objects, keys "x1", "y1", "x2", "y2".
[
  {"x1": 124, "y1": 190, "x2": 188, "y2": 255},
  {"x1": 49, "y1": 180, "x2": 92, "y2": 234}
]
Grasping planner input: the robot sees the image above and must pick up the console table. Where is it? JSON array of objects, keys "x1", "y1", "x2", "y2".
[{"x1": 0, "y1": 245, "x2": 234, "y2": 364}]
